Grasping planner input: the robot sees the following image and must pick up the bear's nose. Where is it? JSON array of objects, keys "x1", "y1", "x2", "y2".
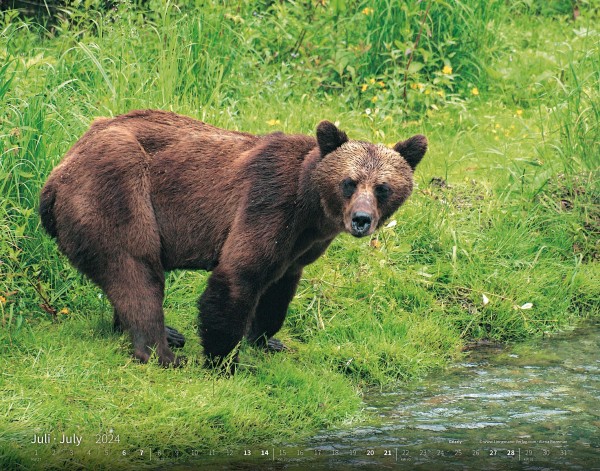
[{"x1": 351, "y1": 212, "x2": 372, "y2": 236}]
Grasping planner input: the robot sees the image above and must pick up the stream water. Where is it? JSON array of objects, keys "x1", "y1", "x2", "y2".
[{"x1": 178, "y1": 320, "x2": 600, "y2": 470}]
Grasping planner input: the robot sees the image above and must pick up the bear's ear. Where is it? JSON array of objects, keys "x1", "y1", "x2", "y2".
[
  {"x1": 316, "y1": 120, "x2": 349, "y2": 157},
  {"x1": 393, "y1": 134, "x2": 428, "y2": 170}
]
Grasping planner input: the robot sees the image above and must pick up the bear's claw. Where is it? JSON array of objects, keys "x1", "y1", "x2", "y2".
[
  {"x1": 165, "y1": 325, "x2": 186, "y2": 348},
  {"x1": 265, "y1": 338, "x2": 289, "y2": 352}
]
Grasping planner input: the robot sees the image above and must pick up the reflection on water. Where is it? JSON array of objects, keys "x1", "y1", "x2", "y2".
[{"x1": 175, "y1": 320, "x2": 600, "y2": 470}]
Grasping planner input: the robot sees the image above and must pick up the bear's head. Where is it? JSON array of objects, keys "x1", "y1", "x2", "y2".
[{"x1": 313, "y1": 121, "x2": 427, "y2": 238}]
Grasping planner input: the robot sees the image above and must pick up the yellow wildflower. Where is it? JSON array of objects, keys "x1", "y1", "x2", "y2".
[
  {"x1": 0, "y1": 296, "x2": 6, "y2": 304},
  {"x1": 516, "y1": 109, "x2": 523, "y2": 116},
  {"x1": 369, "y1": 78, "x2": 375, "y2": 84},
  {"x1": 442, "y1": 65, "x2": 452, "y2": 75},
  {"x1": 266, "y1": 119, "x2": 281, "y2": 126},
  {"x1": 371, "y1": 96, "x2": 378, "y2": 103},
  {"x1": 362, "y1": 7, "x2": 373, "y2": 15},
  {"x1": 361, "y1": 84, "x2": 368, "y2": 92},
  {"x1": 410, "y1": 83, "x2": 418, "y2": 90},
  {"x1": 471, "y1": 87, "x2": 479, "y2": 96},
  {"x1": 377, "y1": 81, "x2": 385, "y2": 87},
  {"x1": 60, "y1": 308, "x2": 69, "y2": 315}
]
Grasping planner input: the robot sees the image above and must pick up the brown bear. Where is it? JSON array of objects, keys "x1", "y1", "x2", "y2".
[{"x1": 39, "y1": 110, "x2": 427, "y2": 370}]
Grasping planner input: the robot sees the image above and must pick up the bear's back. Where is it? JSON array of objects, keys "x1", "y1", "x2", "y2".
[{"x1": 89, "y1": 109, "x2": 259, "y2": 160}]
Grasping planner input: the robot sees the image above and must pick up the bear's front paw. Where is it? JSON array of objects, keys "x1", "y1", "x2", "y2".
[
  {"x1": 265, "y1": 338, "x2": 290, "y2": 352},
  {"x1": 204, "y1": 354, "x2": 238, "y2": 376},
  {"x1": 251, "y1": 336, "x2": 290, "y2": 352}
]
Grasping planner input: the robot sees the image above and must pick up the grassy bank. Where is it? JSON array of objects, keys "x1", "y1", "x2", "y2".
[{"x1": 1, "y1": 1, "x2": 599, "y2": 469}]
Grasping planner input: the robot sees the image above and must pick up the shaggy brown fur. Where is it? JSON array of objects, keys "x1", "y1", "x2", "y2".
[{"x1": 40, "y1": 110, "x2": 427, "y2": 370}]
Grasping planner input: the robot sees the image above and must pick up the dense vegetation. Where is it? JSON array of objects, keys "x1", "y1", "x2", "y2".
[{"x1": 1, "y1": 0, "x2": 598, "y2": 468}]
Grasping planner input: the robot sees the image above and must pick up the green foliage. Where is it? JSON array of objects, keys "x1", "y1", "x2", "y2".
[
  {"x1": 508, "y1": 0, "x2": 600, "y2": 18},
  {"x1": 221, "y1": 0, "x2": 505, "y2": 115},
  {"x1": 0, "y1": 0, "x2": 599, "y2": 467}
]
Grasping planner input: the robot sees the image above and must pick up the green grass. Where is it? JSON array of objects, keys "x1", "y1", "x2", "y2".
[{"x1": 1, "y1": 1, "x2": 599, "y2": 469}]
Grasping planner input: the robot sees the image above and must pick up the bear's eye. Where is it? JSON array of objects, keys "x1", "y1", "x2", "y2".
[
  {"x1": 340, "y1": 178, "x2": 357, "y2": 198},
  {"x1": 375, "y1": 183, "x2": 392, "y2": 202}
]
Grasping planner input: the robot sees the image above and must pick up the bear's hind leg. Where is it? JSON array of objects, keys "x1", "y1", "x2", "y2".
[
  {"x1": 247, "y1": 269, "x2": 302, "y2": 352},
  {"x1": 103, "y1": 256, "x2": 180, "y2": 366},
  {"x1": 113, "y1": 316, "x2": 185, "y2": 349}
]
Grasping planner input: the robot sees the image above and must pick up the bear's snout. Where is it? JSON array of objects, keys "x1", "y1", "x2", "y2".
[
  {"x1": 345, "y1": 189, "x2": 378, "y2": 237},
  {"x1": 350, "y1": 211, "x2": 372, "y2": 237}
]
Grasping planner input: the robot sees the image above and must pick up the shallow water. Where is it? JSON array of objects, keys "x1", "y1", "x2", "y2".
[
  {"x1": 173, "y1": 320, "x2": 600, "y2": 470},
  {"x1": 300, "y1": 320, "x2": 600, "y2": 470}
]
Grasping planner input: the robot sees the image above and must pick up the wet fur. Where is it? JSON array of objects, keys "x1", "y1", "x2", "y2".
[{"x1": 40, "y1": 110, "x2": 427, "y2": 369}]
